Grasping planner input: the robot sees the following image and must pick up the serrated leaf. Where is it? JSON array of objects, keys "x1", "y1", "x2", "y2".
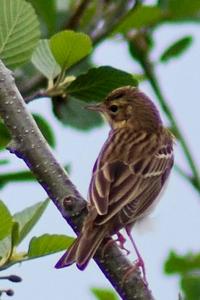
[
  {"x1": 164, "y1": 251, "x2": 200, "y2": 275},
  {"x1": 0, "y1": 120, "x2": 10, "y2": 150},
  {"x1": 0, "y1": 0, "x2": 40, "y2": 69},
  {"x1": 0, "y1": 201, "x2": 12, "y2": 240},
  {"x1": 28, "y1": 234, "x2": 74, "y2": 258},
  {"x1": 13, "y1": 199, "x2": 49, "y2": 245},
  {"x1": 91, "y1": 288, "x2": 119, "y2": 300},
  {"x1": 33, "y1": 114, "x2": 56, "y2": 147},
  {"x1": 31, "y1": 39, "x2": 61, "y2": 80},
  {"x1": 52, "y1": 96, "x2": 103, "y2": 130},
  {"x1": 181, "y1": 275, "x2": 200, "y2": 300},
  {"x1": 114, "y1": 5, "x2": 163, "y2": 34},
  {"x1": 67, "y1": 66, "x2": 138, "y2": 102},
  {"x1": 49, "y1": 30, "x2": 92, "y2": 70},
  {"x1": 160, "y1": 36, "x2": 193, "y2": 63},
  {"x1": 27, "y1": 0, "x2": 56, "y2": 34}
]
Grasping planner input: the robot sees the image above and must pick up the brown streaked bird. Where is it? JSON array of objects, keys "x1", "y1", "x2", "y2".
[{"x1": 55, "y1": 86, "x2": 174, "y2": 282}]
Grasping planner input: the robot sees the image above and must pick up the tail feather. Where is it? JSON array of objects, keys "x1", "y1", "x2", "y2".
[{"x1": 55, "y1": 226, "x2": 108, "y2": 270}]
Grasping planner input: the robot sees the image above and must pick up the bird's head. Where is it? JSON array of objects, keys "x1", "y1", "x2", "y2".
[{"x1": 86, "y1": 86, "x2": 162, "y2": 131}]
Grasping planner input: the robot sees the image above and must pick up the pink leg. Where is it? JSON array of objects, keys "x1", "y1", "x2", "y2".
[
  {"x1": 116, "y1": 232, "x2": 130, "y2": 255},
  {"x1": 125, "y1": 226, "x2": 147, "y2": 285}
]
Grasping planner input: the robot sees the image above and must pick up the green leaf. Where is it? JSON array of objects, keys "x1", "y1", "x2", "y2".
[
  {"x1": 49, "y1": 30, "x2": 92, "y2": 70},
  {"x1": 28, "y1": 234, "x2": 74, "y2": 258},
  {"x1": 0, "y1": 170, "x2": 36, "y2": 189},
  {"x1": 114, "y1": 5, "x2": 163, "y2": 34},
  {"x1": 0, "y1": 0, "x2": 40, "y2": 69},
  {"x1": 31, "y1": 39, "x2": 61, "y2": 80},
  {"x1": 167, "y1": 0, "x2": 200, "y2": 20},
  {"x1": 181, "y1": 274, "x2": 200, "y2": 300},
  {"x1": 13, "y1": 199, "x2": 49, "y2": 244},
  {"x1": 10, "y1": 222, "x2": 20, "y2": 248},
  {"x1": 0, "y1": 159, "x2": 9, "y2": 165},
  {"x1": 164, "y1": 251, "x2": 200, "y2": 275},
  {"x1": 91, "y1": 288, "x2": 119, "y2": 300},
  {"x1": 52, "y1": 96, "x2": 103, "y2": 131},
  {"x1": 67, "y1": 66, "x2": 138, "y2": 102},
  {"x1": 27, "y1": 0, "x2": 56, "y2": 34},
  {"x1": 160, "y1": 36, "x2": 193, "y2": 63},
  {"x1": 0, "y1": 120, "x2": 10, "y2": 150},
  {"x1": 0, "y1": 201, "x2": 12, "y2": 241},
  {"x1": 33, "y1": 114, "x2": 56, "y2": 148},
  {"x1": 0, "y1": 236, "x2": 11, "y2": 260}
]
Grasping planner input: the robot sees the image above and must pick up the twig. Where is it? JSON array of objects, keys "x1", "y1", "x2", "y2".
[
  {"x1": 65, "y1": 0, "x2": 91, "y2": 29},
  {"x1": 0, "y1": 59, "x2": 154, "y2": 300},
  {"x1": 137, "y1": 56, "x2": 200, "y2": 193}
]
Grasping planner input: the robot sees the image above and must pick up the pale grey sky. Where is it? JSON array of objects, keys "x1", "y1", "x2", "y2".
[{"x1": 0, "y1": 23, "x2": 200, "y2": 300}]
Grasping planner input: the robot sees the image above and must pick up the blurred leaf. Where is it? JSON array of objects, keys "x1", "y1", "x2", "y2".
[
  {"x1": 28, "y1": 234, "x2": 74, "y2": 258},
  {"x1": 0, "y1": 0, "x2": 40, "y2": 69},
  {"x1": 114, "y1": 5, "x2": 163, "y2": 33},
  {"x1": 67, "y1": 66, "x2": 138, "y2": 102},
  {"x1": 53, "y1": 96, "x2": 103, "y2": 130},
  {"x1": 49, "y1": 30, "x2": 92, "y2": 70},
  {"x1": 91, "y1": 288, "x2": 119, "y2": 300},
  {"x1": 27, "y1": 0, "x2": 56, "y2": 34},
  {"x1": 165, "y1": 251, "x2": 200, "y2": 275},
  {"x1": 0, "y1": 170, "x2": 36, "y2": 189},
  {"x1": 0, "y1": 120, "x2": 10, "y2": 150},
  {"x1": 181, "y1": 274, "x2": 200, "y2": 300},
  {"x1": 13, "y1": 199, "x2": 49, "y2": 245},
  {"x1": 33, "y1": 114, "x2": 56, "y2": 148},
  {"x1": 167, "y1": 0, "x2": 200, "y2": 20},
  {"x1": 0, "y1": 201, "x2": 12, "y2": 241},
  {"x1": 31, "y1": 39, "x2": 61, "y2": 80},
  {"x1": 0, "y1": 159, "x2": 9, "y2": 165},
  {"x1": 160, "y1": 36, "x2": 193, "y2": 63}
]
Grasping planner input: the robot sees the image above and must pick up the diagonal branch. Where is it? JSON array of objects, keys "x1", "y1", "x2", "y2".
[{"x1": 0, "y1": 59, "x2": 154, "y2": 300}]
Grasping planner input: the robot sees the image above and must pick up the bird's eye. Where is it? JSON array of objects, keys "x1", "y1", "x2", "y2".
[{"x1": 109, "y1": 105, "x2": 118, "y2": 113}]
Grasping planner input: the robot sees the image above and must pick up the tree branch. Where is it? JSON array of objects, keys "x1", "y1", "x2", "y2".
[
  {"x1": 0, "y1": 59, "x2": 154, "y2": 299},
  {"x1": 65, "y1": 0, "x2": 91, "y2": 29}
]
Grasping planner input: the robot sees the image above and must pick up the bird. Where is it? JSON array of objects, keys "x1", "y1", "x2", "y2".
[{"x1": 55, "y1": 86, "x2": 174, "y2": 281}]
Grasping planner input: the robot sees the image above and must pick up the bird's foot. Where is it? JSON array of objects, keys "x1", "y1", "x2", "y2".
[
  {"x1": 122, "y1": 259, "x2": 148, "y2": 286},
  {"x1": 116, "y1": 232, "x2": 130, "y2": 255}
]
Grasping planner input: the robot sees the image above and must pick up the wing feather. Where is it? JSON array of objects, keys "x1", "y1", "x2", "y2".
[{"x1": 88, "y1": 129, "x2": 174, "y2": 227}]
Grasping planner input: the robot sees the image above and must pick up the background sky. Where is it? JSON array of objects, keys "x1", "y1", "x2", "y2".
[{"x1": 0, "y1": 22, "x2": 200, "y2": 300}]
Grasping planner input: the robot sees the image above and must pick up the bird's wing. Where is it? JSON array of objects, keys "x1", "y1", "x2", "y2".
[{"x1": 89, "y1": 137, "x2": 173, "y2": 226}]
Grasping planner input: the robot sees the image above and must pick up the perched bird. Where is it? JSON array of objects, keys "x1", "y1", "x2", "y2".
[{"x1": 55, "y1": 86, "x2": 174, "y2": 280}]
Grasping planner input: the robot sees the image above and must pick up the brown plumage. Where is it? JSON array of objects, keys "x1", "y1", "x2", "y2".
[{"x1": 55, "y1": 86, "x2": 174, "y2": 271}]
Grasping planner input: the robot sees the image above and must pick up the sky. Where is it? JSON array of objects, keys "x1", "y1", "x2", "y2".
[{"x1": 0, "y1": 23, "x2": 200, "y2": 300}]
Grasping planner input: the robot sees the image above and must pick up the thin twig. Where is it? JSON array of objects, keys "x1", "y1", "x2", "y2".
[
  {"x1": 65, "y1": 0, "x2": 91, "y2": 29},
  {"x1": 0, "y1": 59, "x2": 154, "y2": 300},
  {"x1": 138, "y1": 56, "x2": 200, "y2": 193}
]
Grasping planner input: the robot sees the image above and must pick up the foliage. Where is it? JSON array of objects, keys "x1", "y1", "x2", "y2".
[
  {"x1": 0, "y1": 200, "x2": 73, "y2": 270},
  {"x1": 165, "y1": 251, "x2": 200, "y2": 299}
]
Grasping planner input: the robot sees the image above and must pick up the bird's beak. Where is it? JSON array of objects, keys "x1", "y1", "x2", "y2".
[{"x1": 85, "y1": 103, "x2": 104, "y2": 112}]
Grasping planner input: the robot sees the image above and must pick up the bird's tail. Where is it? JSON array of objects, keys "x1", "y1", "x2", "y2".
[{"x1": 55, "y1": 226, "x2": 108, "y2": 270}]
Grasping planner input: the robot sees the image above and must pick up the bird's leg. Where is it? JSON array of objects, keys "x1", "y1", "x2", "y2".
[
  {"x1": 101, "y1": 231, "x2": 129, "y2": 257},
  {"x1": 125, "y1": 226, "x2": 147, "y2": 285},
  {"x1": 116, "y1": 232, "x2": 130, "y2": 255}
]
